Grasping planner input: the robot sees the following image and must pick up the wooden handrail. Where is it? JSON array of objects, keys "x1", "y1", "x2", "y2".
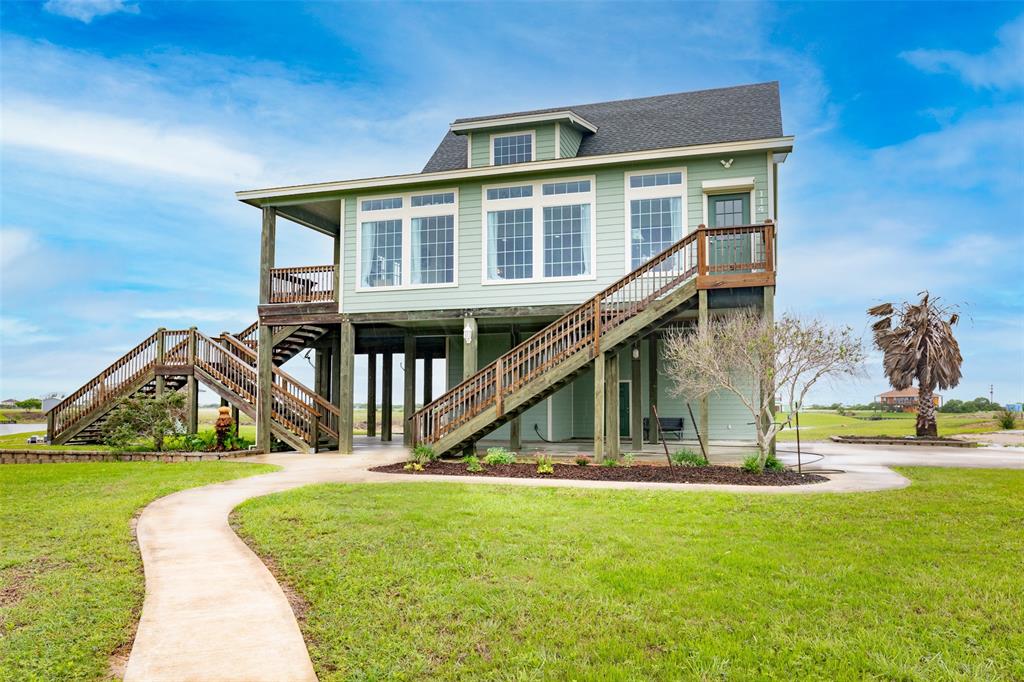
[
  {"x1": 269, "y1": 265, "x2": 336, "y2": 304},
  {"x1": 410, "y1": 222, "x2": 775, "y2": 446}
]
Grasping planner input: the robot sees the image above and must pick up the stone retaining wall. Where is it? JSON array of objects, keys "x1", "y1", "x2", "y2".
[{"x1": 0, "y1": 449, "x2": 263, "y2": 464}]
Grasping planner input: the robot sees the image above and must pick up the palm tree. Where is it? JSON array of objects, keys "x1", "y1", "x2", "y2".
[{"x1": 867, "y1": 292, "x2": 962, "y2": 437}]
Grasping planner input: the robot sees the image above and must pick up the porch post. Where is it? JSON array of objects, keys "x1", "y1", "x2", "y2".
[
  {"x1": 509, "y1": 327, "x2": 521, "y2": 451},
  {"x1": 331, "y1": 331, "x2": 342, "y2": 405},
  {"x1": 763, "y1": 286, "x2": 776, "y2": 456},
  {"x1": 337, "y1": 320, "x2": 355, "y2": 454},
  {"x1": 314, "y1": 348, "x2": 326, "y2": 399},
  {"x1": 366, "y1": 352, "x2": 377, "y2": 437},
  {"x1": 256, "y1": 322, "x2": 274, "y2": 452},
  {"x1": 422, "y1": 352, "x2": 433, "y2": 405},
  {"x1": 230, "y1": 405, "x2": 239, "y2": 437},
  {"x1": 647, "y1": 334, "x2": 659, "y2": 443},
  {"x1": 155, "y1": 328, "x2": 166, "y2": 396},
  {"x1": 698, "y1": 290, "x2": 711, "y2": 447},
  {"x1": 186, "y1": 327, "x2": 198, "y2": 434},
  {"x1": 606, "y1": 350, "x2": 620, "y2": 459},
  {"x1": 259, "y1": 206, "x2": 276, "y2": 307},
  {"x1": 403, "y1": 334, "x2": 416, "y2": 446},
  {"x1": 462, "y1": 317, "x2": 478, "y2": 379},
  {"x1": 631, "y1": 342, "x2": 642, "y2": 451},
  {"x1": 381, "y1": 351, "x2": 393, "y2": 441},
  {"x1": 593, "y1": 353, "x2": 606, "y2": 459}
]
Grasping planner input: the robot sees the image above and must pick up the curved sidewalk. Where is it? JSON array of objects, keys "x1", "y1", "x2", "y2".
[{"x1": 124, "y1": 443, "x2": 928, "y2": 681}]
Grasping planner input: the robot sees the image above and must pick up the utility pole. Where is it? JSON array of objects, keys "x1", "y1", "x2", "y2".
[{"x1": 990, "y1": 384, "x2": 994, "y2": 404}]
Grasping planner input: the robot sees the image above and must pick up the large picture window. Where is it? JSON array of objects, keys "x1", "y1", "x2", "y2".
[
  {"x1": 625, "y1": 169, "x2": 686, "y2": 269},
  {"x1": 483, "y1": 176, "x2": 595, "y2": 283},
  {"x1": 357, "y1": 189, "x2": 458, "y2": 290}
]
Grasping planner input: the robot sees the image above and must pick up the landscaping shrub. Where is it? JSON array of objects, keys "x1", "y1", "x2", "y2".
[
  {"x1": 574, "y1": 455, "x2": 591, "y2": 466},
  {"x1": 103, "y1": 393, "x2": 186, "y2": 452},
  {"x1": 412, "y1": 443, "x2": 438, "y2": 464},
  {"x1": 671, "y1": 449, "x2": 706, "y2": 467},
  {"x1": 621, "y1": 452, "x2": 636, "y2": 467},
  {"x1": 483, "y1": 447, "x2": 516, "y2": 465},
  {"x1": 403, "y1": 461, "x2": 425, "y2": 471},
  {"x1": 742, "y1": 455, "x2": 764, "y2": 474},
  {"x1": 996, "y1": 408, "x2": 1018, "y2": 430},
  {"x1": 764, "y1": 452, "x2": 785, "y2": 473},
  {"x1": 601, "y1": 458, "x2": 619, "y2": 467},
  {"x1": 465, "y1": 455, "x2": 483, "y2": 472},
  {"x1": 535, "y1": 454, "x2": 554, "y2": 475}
]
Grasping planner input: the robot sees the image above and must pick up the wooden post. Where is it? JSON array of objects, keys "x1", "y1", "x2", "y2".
[
  {"x1": 186, "y1": 327, "x2": 198, "y2": 434},
  {"x1": 155, "y1": 328, "x2": 166, "y2": 396},
  {"x1": 422, "y1": 353, "x2": 433, "y2": 405},
  {"x1": 698, "y1": 290, "x2": 710, "y2": 448},
  {"x1": 631, "y1": 342, "x2": 642, "y2": 451},
  {"x1": 462, "y1": 317, "x2": 478, "y2": 379},
  {"x1": 314, "y1": 348, "x2": 326, "y2": 399},
  {"x1": 366, "y1": 352, "x2": 377, "y2": 437},
  {"x1": 509, "y1": 327, "x2": 521, "y2": 451},
  {"x1": 330, "y1": 331, "x2": 341, "y2": 407},
  {"x1": 332, "y1": 230, "x2": 342, "y2": 305},
  {"x1": 403, "y1": 334, "x2": 416, "y2": 446},
  {"x1": 593, "y1": 352, "x2": 606, "y2": 460},
  {"x1": 257, "y1": 322, "x2": 274, "y2": 452},
  {"x1": 46, "y1": 409, "x2": 55, "y2": 442},
  {"x1": 230, "y1": 405, "x2": 239, "y2": 437},
  {"x1": 381, "y1": 351, "x2": 393, "y2": 441},
  {"x1": 696, "y1": 224, "x2": 708, "y2": 278},
  {"x1": 606, "y1": 351, "x2": 620, "y2": 459},
  {"x1": 337, "y1": 320, "x2": 355, "y2": 454},
  {"x1": 259, "y1": 207, "x2": 276, "y2": 306},
  {"x1": 763, "y1": 285, "x2": 776, "y2": 457},
  {"x1": 647, "y1": 335, "x2": 659, "y2": 443}
]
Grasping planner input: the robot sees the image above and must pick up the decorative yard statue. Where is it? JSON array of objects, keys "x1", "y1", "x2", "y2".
[
  {"x1": 214, "y1": 406, "x2": 234, "y2": 450},
  {"x1": 868, "y1": 292, "x2": 963, "y2": 438}
]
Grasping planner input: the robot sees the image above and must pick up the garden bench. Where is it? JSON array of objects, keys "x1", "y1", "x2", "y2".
[{"x1": 643, "y1": 416, "x2": 686, "y2": 441}]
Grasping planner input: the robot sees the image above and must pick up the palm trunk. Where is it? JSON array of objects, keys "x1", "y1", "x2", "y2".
[{"x1": 916, "y1": 386, "x2": 938, "y2": 437}]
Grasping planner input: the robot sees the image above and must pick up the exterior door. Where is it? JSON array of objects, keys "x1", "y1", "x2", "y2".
[
  {"x1": 619, "y1": 381, "x2": 630, "y2": 438},
  {"x1": 708, "y1": 193, "x2": 752, "y2": 268}
]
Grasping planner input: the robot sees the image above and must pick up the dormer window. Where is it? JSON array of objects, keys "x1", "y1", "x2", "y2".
[{"x1": 491, "y1": 132, "x2": 534, "y2": 165}]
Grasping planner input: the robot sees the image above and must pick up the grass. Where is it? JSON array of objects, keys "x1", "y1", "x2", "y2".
[
  {"x1": 235, "y1": 469, "x2": 1024, "y2": 680},
  {"x1": 775, "y1": 410, "x2": 1001, "y2": 442},
  {"x1": 0, "y1": 461, "x2": 277, "y2": 681}
]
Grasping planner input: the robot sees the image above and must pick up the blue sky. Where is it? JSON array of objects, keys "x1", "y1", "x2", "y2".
[{"x1": 1, "y1": 1, "x2": 1022, "y2": 406}]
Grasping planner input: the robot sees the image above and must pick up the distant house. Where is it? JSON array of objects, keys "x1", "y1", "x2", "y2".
[
  {"x1": 0, "y1": 398, "x2": 17, "y2": 408},
  {"x1": 1005, "y1": 403, "x2": 1023, "y2": 413},
  {"x1": 876, "y1": 388, "x2": 942, "y2": 412}
]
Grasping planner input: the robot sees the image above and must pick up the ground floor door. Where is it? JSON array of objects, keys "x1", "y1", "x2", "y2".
[{"x1": 619, "y1": 381, "x2": 630, "y2": 438}]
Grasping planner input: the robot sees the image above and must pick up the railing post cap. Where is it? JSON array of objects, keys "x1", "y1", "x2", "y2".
[
  {"x1": 765, "y1": 218, "x2": 774, "y2": 224},
  {"x1": 697, "y1": 224, "x2": 706, "y2": 230}
]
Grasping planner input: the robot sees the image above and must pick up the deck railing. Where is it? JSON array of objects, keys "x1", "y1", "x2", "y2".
[
  {"x1": 410, "y1": 221, "x2": 774, "y2": 446},
  {"x1": 269, "y1": 265, "x2": 336, "y2": 304}
]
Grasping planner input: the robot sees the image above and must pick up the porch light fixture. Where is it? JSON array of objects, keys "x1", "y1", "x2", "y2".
[
  {"x1": 463, "y1": 319, "x2": 474, "y2": 344},
  {"x1": 632, "y1": 347, "x2": 640, "y2": 360}
]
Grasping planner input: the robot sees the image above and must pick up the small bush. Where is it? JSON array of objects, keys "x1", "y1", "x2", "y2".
[
  {"x1": 764, "y1": 452, "x2": 785, "y2": 473},
  {"x1": 671, "y1": 449, "x2": 706, "y2": 467},
  {"x1": 465, "y1": 455, "x2": 483, "y2": 472},
  {"x1": 621, "y1": 452, "x2": 636, "y2": 467},
  {"x1": 412, "y1": 444, "x2": 438, "y2": 464},
  {"x1": 483, "y1": 447, "x2": 516, "y2": 465},
  {"x1": 996, "y1": 408, "x2": 1018, "y2": 430},
  {"x1": 741, "y1": 455, "x2": 764, "y2": 474},
  {"x1": 601, "y1": 458, "x2": 619, "y2": 467},
  {"x1": 574, "y1": 455, "x2": 591, "y2": 466},
  {"x1": 403, "y1": 461, "x2": 425, "y2": 471},
  {"x1": 535, "y1": 454, "x2": 554, "y2": 475}
]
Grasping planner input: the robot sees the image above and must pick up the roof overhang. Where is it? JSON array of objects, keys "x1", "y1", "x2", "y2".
[
  {"x1": 236, "y1": 135, "x2": 795, "y2": 206},
  {"x1": 449, "y1": 110, "x2": 598, "y2": 135}
]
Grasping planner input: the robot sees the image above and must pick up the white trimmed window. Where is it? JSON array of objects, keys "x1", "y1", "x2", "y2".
[
  {"x1": 483, "y1": 177, "x2": 595, "y2": 283},
  {"x1": 357, "y1": 189, "x2": 458, "y2": 290},
  {"x1": 625, "y1": 169, "x2": 686, "y2": 269},
  {"x1": 491, "y1": 132, "x2": 534, "y2": 165}
]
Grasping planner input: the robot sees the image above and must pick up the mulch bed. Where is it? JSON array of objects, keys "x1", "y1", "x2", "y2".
[{"x1": 371, "y1": 461, "x2": 827, "y2": 486}]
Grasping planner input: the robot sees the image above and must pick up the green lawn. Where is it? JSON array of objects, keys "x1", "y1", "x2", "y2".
[
  {"x1": 235, "y1": 469, "x2": 1024, "y2": 680},
  {"x1": 0, "y1": 462, "x2": 277, "y2": 681},
  {"x1": 775, "y1": 410, "x2": 1000, "y2": 442}
]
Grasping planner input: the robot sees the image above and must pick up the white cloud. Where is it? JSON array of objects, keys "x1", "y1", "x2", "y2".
[
  {"x1": 0, "y1": 316, "x2": 60, "y2": 344},
  {"x1": 901, "y1": 14, "x2": 1024, "y2": 90},
  {"x1": 135, "y1": 308, "x2": 254, "y2": 325},
  {"x1": 43, "y1": 0, "x2": 139, "y2": 23},
  {"x1": 0, "y1": 228, "x2": 37, "y2": 269},
  {"x1": 1, "y1": 98, "x2": 266, "y2": 186}
]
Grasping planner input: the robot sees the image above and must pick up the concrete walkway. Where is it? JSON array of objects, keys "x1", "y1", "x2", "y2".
[{"x1": 124, "y1": 438, "x2": 1023, "y2": 681}]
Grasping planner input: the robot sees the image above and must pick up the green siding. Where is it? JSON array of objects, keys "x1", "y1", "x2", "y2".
[
  {"x1": 534, "y1": 124, "x2": 556, "y2": 161},
  {"x1": 558, "y1": 124, "x2": 583, "y2": 158},
  {"x1": 337, "y1": 151, "x2": 769, "y2": 314},
  {"x1": 470, "y1": 133, "x2": 489, "y2": 168}
]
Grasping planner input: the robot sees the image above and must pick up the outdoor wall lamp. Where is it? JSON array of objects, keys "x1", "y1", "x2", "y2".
[
  {"x1": 632, "y1": 347, "x2": 640, "y2": 360},
  {"x1": 463, "y1": 319, "x2": 474, "y2": 345}
]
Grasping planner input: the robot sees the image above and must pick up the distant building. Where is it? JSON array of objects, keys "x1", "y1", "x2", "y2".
[
  {"x1": 41, "y1": 397, "x2": 61, "y2": 413},
  {"x1": 1005, "y1": 403, "x2": 1023, "y2": 413},
  {"x1": 876, "y1": 388, "x2": 942, "y2": 413},
  {"x1": 0, "y1": 398, "x2": 17, "y2": 408}
]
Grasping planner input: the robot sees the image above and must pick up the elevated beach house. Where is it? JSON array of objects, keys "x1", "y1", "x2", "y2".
[{"x1": 48, "y1": 82, "x2": 791, "y2": 458}]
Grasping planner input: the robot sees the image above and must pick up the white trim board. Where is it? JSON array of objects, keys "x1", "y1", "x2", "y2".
[{"x1": 450, "y1": 110, "x2": 598, "y2": 135}]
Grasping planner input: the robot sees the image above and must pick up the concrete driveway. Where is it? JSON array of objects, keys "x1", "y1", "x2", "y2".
[{"x1": 779, "y1": 440, "x2": 1024, "y2": 471}]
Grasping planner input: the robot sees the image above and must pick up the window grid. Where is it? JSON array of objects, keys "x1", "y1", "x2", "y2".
[
  {"x1": 361, "y1": 197, "x2": 403, "y2": 211},
  {"x1": 492, "y1": 134, "x2": 532, "y2": 165},
  {"x1": 411, "y1": 192, "x2": 455, "y2": 207},
  {"x1": 486, "y1": 185, "x2": 533, "y2": 200},
  {"x1": 629, "y1": 172, "x2": 683, "y2": 188},
  {"x1": 542, "y1": 180, "x2": 591, "y2": 196},
  {"x1": 543, "y1": 204, "x2": 589, "y2": 278},
  {"x1": 714, "y1": 198, "x2": 745, "y2": 227},
  {"x1": 411, "y1": 215, "x2": 454, "y2": 285},
  {"x1": 491, "y1": 209, "x2": 533, "y2": 280},
  {"x1": 630, "y1": 198, "x2": 680, "y2": 269},
  {"x1": 361, "y1": 219, "x2": 402, "y2": 287}
]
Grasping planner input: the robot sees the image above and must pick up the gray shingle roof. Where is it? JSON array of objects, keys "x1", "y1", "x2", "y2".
[{"x1": 422, "y1": 82, "x2": 783, "y2": 173}]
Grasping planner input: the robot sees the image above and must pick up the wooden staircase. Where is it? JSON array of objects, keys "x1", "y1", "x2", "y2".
[
  {"x1": 410, "y1": 222, "x2": 775, "y2": 457},
  {"x1": 47, "y1": 326, "x2": 340, "y2": 453}
]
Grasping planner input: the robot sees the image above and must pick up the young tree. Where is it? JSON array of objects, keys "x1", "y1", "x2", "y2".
[
  {"x1": 663, "y1": 312, "x2": 865, "y2": 467},
  {"x1": 103, "y1": 392, "x2": 186, "y2": 451},
  {"x1": 867, "y1": 292, "x2": 962, "y2": 437}
]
